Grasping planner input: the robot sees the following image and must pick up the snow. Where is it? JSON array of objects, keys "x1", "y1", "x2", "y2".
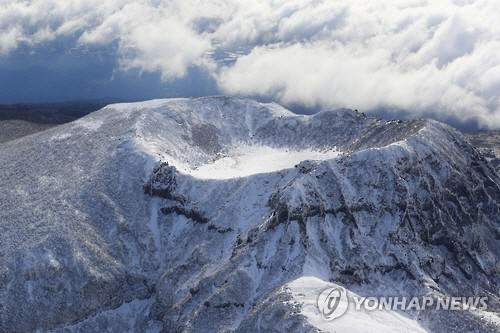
[
  {"x1": 287, "y1": 276, "x2": 427, "y2": 333},
  {"x1": 472, "y1": 309, "x2": 500, "y2": 327},
  {"x1": 1, "y1": 96, "x2": 499, "y2": 332},
  {"x1": 149, "y1": 197, "x2": 161, "y2": 253},
  {"x1": 50, "y1": 298, "x2": 162, "y2": 333},
  {"x1": 185, "y1": 145, "x2": 340, "y2": 180},
  {"x1": 107, "y1": 98, "x2": 188, "y2": 111}
]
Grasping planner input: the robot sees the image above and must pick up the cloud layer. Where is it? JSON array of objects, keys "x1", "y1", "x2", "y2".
[{"x1": 1, "y1": 0, "x2": 500, "y2": 128}]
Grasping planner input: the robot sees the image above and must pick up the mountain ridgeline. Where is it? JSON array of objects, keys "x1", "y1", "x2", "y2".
[{"x1": 0, "y1": 97, "x2": 498, "y2": 332}]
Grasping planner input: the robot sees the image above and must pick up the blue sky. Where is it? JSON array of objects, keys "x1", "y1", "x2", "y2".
[{"x1": 1, "y1": 0, "x2": 500, "y2": 129}]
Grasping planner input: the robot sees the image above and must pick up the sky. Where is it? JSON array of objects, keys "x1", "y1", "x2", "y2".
[{"x1": 1, "y1": 0, "x2": 500, "y2": 130}]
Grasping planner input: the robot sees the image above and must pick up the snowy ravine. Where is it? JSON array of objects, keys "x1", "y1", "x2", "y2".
[{"x1": 0, "y1": 96, "x2": 499, "y2": 332}]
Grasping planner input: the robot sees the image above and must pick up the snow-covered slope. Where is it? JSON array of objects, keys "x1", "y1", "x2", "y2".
[
  {"x1": 0, "y1": 97, "x2": 498, "y2": 332},
  {"x1": 466, "y1": 131, "x2": 500, "y2": 174},
  {"x1": 286, "y1": 276, "x2": 427, "y2": 333}
]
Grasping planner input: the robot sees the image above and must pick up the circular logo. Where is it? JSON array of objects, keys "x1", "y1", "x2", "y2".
[{"x1": 316, "y1": 286, "x2": 349, "y2": 321}]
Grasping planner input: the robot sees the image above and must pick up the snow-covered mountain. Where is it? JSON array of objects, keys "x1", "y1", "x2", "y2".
[
  {"x1": 466, "y1": 131, "x2": 500, "y2": 174},
  {"x1": 0, "y1": 97, "x2": 498, "y2": 332}
]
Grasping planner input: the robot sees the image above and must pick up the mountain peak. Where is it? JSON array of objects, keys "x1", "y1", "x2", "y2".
[{"x1": 1, "y1": 97, "x2": 498, "y2": 332}]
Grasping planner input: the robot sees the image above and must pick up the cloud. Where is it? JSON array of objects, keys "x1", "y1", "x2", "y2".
[
  {"x1": 215, "y1": 0, "x2": 500, "y2": 129},
  {"x1": 1, "y1": 0, "x2": 500, "y2": 128},
  {"x1": 0, "y1": 26, "x2": 22, "y2": 54},
  {"x1": 79, "y1": 2, "x2": 212, "y2": 79}
]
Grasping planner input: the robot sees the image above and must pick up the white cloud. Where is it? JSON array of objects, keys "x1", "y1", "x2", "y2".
[
  {"x1": 0, "y1": 26, "x2": 22, "y2": 54},
  {"x1": 79, "y1": 2, "x2": 212, "y2": 79},
  {"x1": 214, "y1": 0, "x2": 500, "y2": 129},
  {"x1": 1, "y1": 0, "x2": 500, "y2": 128}
]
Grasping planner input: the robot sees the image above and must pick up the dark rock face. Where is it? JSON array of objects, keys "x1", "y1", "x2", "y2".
[
  {"x1": 143, "y1": 162, "x2": 180, "y2": 201},
  {"x1": 160, "y1": 206, "x2": 209, "y2": 225},
  {"x1": 144, "y1": 163, "x2": 209, "y2": 225}
]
